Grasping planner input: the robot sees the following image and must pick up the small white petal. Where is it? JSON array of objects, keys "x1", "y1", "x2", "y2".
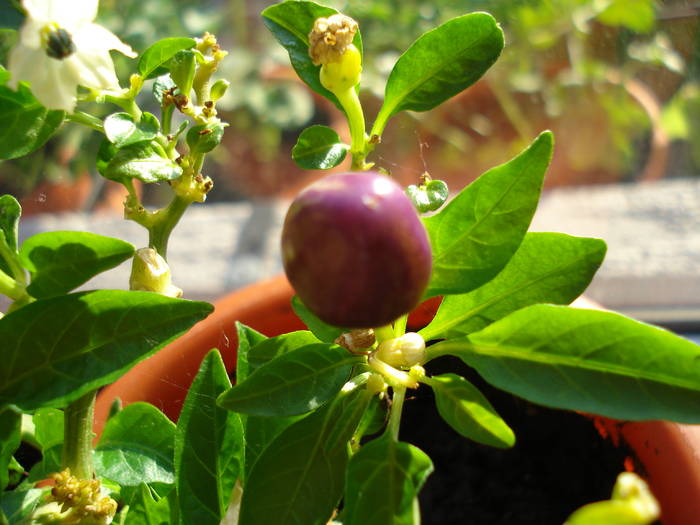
[
  {"x1": 74, "y1": 23, "x2": 136, "y2": 58},
  {"x1": 63, "y1": 48, "x2": 119, "y2": 90},
  {"x1": 34, "y1": 59, "x2": 77, "y2": 112},
  {"x1": 17, "y1": 18, "x2": 43, "y2": 50},
  {"x1": 8, "y1": 44, "x2": 44, "y2": 90},
  {"x1": 23, "y1": 0, "x2": 98, "y2": 31}
]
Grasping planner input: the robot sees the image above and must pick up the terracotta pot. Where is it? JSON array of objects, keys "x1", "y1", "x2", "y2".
[{"x1": 94, "y1": 280, "x2": 700, "y2": 523}]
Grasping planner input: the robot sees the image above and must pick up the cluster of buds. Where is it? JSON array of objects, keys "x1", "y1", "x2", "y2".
[
  {"x1": 308, "y1": 14, "x2": 362, "y2": 93},
  {"x1": 29, "y1": 469, "x2": 117, "y2": 524}
]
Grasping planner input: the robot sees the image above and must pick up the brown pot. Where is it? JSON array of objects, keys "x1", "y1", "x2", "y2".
[{"x1": 94, "y1": 280, "x2": 700, "y2": 524}]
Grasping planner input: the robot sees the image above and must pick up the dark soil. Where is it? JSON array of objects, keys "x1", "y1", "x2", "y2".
[{"x1": 400, "y1": 356, "x2": 638, "y2": 525}]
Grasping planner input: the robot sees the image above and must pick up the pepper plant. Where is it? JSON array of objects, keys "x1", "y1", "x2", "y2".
[{"x1": 0, "y1": 1, "x2": 695, "y2": 524}]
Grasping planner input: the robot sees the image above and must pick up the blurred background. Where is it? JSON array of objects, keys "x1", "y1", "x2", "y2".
[{"x1": 1, "y1": 0, "x2": 699, "y2": 328}]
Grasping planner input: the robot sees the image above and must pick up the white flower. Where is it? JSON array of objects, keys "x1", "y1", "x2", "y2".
[{"x1": 8, "y1": 0, "x2": 136, "y2": 112}]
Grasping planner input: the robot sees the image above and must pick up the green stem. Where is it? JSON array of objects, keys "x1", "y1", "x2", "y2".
[
  {"x1": 387, "y1": 386, "x2": 406, "y2": 441},
  {"x1": 65, "y1": 111, "x2": 105, "y2": 133},
  {"x1": 335, "y1": 87, "x2": 369, "y2": 171},
  {"x1": 0, "y1": 269, "x2": 23, "y2": 300},
  {"x1": 102, "y1": 94, "x2": 142, "y2": 121},
  {"x1": 426, "y1": 339, "x2": 475, "y2": 362},
  {"x1": 148, "y1": 194, "x2": 191, "y2": 258},
  {"x1": 62, "y1": 390, "x2": 96, "y2": 480},
  {"x1": 393, "y1": 315, "x2": 408, "y2": 338}
]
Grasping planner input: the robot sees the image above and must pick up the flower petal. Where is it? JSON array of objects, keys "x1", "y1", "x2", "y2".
[
  {"x1": 8, "y1": 44, "x2": 45, "y2": 90},
  {"x1": 23, "y1": 0, "x2": 98, "y2": 31},
  {"x1": 32, "y1": 59, "x2": 77, "y2": 112},
  {"x1": 17, "y1": 18, "x2": 43, "y2": 50},
  {"x1": 63, "y1": 48, "x2": 120, "y2": 90},
  {"x1": 74, "y1": 23, "x2": 136, "y2": 58}
]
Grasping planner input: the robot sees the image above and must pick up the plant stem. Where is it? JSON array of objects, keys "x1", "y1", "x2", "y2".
[
  {"x1": 148, "y1": 194, "x2": 191, "y2": 258},
  {"x1": 0, "y1": 269, "x2": 23, "y2": 301},
  {"x1": 62, "y1": 390, "x2": 96, "y2": 480},
  {"x1": 388, "y1": 386, "x2": 406, "y2": 441},
  {"x1": 336, "y1": 87, "x2": 369, "y2": 170},
  {"x1": 65, "y1": 111, "x2": 105, "y2": 133}
]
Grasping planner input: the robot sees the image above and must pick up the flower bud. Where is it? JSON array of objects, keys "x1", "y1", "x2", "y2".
[
  {"x1": 129, "y1": 248, "x2": 183, "y2": 298},
  {"x1": 375, "y1": 332, "x2": 426, "y2": 368},
  {"x1": 335, "y1": 328, "x2": 375, "y2": 352},
  {"x1": 209, "y1": 79, "x2": 230, "y2": 102}
]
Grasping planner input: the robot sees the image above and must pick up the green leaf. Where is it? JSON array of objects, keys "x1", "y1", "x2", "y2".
[
  {"x1": 124, "y1": 484, "x2": 171, "y2": 525},
  {"x1": 237, "y1": 329, "x2": 316, "y2": 479},
  {"x1": 239, "y1": 380, "x2": 371, "y2": 525},
  {"x1": 95, "y1": 402, "x2": 176, "y2": 498},
  {"x1": 96, "y1": 137, "x2": 119, "y2": 178},
  {"x1": 292, "y1": 125, "x2": 348, "y2": 170},
  {"x1": 406, "y1": 179, "x2": 449, "y2": 214},
  {"x1": 0, "y1": 83, "x2": 64, "y2": 160},
  {"x1": 175, "y1": 350, "x2": 243, "y2": 525},
  {"x1": 153, "y1": 75, "x2": 176, "y2": 105},
  {"x1": 261, "y1": 1, "x2": 362, "y2": 112},
  {"x1": 138, "y1": 37, "x2": 197, "y2": 79},
  {"x1": 423, "y1": 131, "x2": 553, "y2": 297},
  {"x1": 0, "y1": 405, "x2": 20, "y2": 490},
  {"x1": 0, "y1": 290, "x2": 213, "y2": 410},
  {"x1": 375, "y1": 13, "x2": 503, "y2": 131},
  {"x1": 343, "y1": 435, "x2": 433, "y2": 525},
  {"x1": 428, "y1": 373, "x2": 514, "y2": 448},
  {"x1": 437, "y1": 304, "x2": 700, "y2": 423},
  {"x1": 104, "y1": 112, "x2": 160, "y2": 148},
  {"x1": 420, "y1": 233, "x2": 606, "y2": 340},
  {"x1": 0, "y1": 194, "x2": 20, "y2": 276},
  {"x1": 0, "y1": 195, "x2": 20, "y2": 253},
  {"x1": 234, "y1": 322, "x2": 267, "y2": 385},
  {"x1": 219, "y1": 343, "x2": 360, "y2": 417},
  {"x1": 291, "y1": 296, "x2": 345, "y2": 342},
  {"x1": 103, "y1": 142, "x2": 182, "y2": 183},
  {"x1": 246, "y1": 330, "x2": 321, "y2": 372},
  {"x1": 27, "y1": 408, "x2": 63, "y2": 483},
  {"x1": 19, "y1": 231, "x2": 135, "y2": 299},
  {"x1": 186, "y1": 122, "x2": 226, "y2": 154},
  {"x1": 0, "y1": 489, "x2": 45, "y2": 524}
]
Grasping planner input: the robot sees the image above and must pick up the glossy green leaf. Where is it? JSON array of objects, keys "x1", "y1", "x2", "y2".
[
  {"x1": 186, "y1": 122, "x2": 226, "y2": 154},
  {"x1": 237, "y1": 329, "x2": 313, "y2": 480},
  {"x1": 0, "y1": 290, "x2": 213, "y2": 410},
  {"x1": 291, "y1": 296, "x2": 345, "y2": 342},
  {"x1": 343, "y1": 435, "x2": 433, "y2": 525},
  {"x1": 246, "y1": 330, "x2": 321, "y2": 372},
  {"x1": 428, "y1": 373, "x2": 514, "y2": 448},
  {"x1": 261, "y1": 1, "x2": 362, "y2": 112},
  {"x1": 103, "y1": 142, "x2": 182, "y2": 183},
  {"x1": 435, "y1": 304, "x2": 700, "y2": 423},
  {"x1": 0, "y1": 489, "x2": 45, "y2": 524},
  {"x1": 153, "y1": 75, "x2": 176, "y2": 105},
  {"x1": 27, "y1": 408, "x2": 63, "y2": 482},
  {"x1": 239, "y1": 380, "x2": 371, "y2": 525},
  {"x1": 420, "y1": 233, "x2": 606, "y2": 340},
  {"x1": 234, "y1": 322, "x2": 267, "y2": 385},
  {"x1": 138, "y1": 37, "x2": 197, "y2": 79},
  {"x1": 292, "y1": 125, "x2": 348, "y2": 170},
  {"x1": 168, "y1": 49, "x2": 196, "y2": 95},
  {"x1": 423, "y1": 131, "x2": 552, "y2": 297},
  {"x1": 375, "y1": 13, "x2": 503, "y2": 132},
  {"x1": 0, "y1": 194, "x2": 20, "y2": 277},
  {"x1": 19, "y1": 231, "x2": 135, "y2": 299},
  {"x1": 406, "y1": 179, "x2": 449, "y2": 214},
  {"x1": 175, "y1": 350, "x2": 243, "y2": 525},
  {"x1": 104, "y1": 112, "x2": 160, "y2": 148},
  {"x1": 219, "y1": 343, "x2": 360, "y2": 417},
  {"x1": 95, "y1": 402, "x2": 176, "y2": 498},
  {"x1": 0, "y1": 405, "x2": 20, "y2": 490},
  {"x1": 124, "y1": 484, "x2": 171, "y2": 525},
  {"x1": 0, "y1": 83, "x2": 64, "y2": 160},
  {"x1": 0, "y1": 195, "x2": 20, "y2": 254},
  {"x1": 96, "y1": 137, "x2": 119, "y2": 178}
]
